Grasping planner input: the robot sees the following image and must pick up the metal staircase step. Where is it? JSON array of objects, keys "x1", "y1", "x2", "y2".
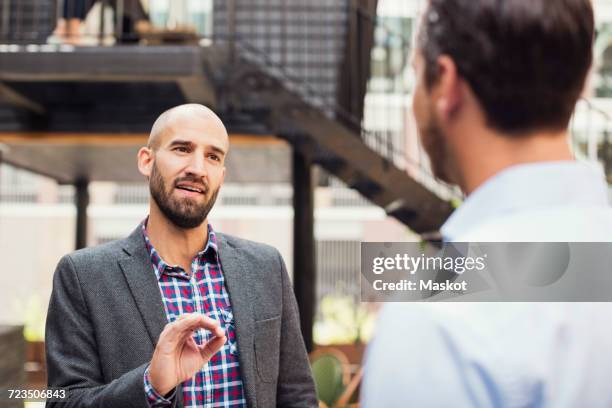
[{"x1": 223, "y1": 48, "x2": 454, "y2": 232}]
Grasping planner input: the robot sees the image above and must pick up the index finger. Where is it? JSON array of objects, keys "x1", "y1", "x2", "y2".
[{"x1": 169, "y1": 313, "x2": 223, "y2": 338}]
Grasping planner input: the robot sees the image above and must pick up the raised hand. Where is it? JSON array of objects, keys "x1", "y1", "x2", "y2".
[{"x1": 148, "y1": 313, "x2": 226, "y2": 396}]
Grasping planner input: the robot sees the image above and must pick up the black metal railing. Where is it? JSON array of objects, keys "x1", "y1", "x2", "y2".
[
  {"x1": 0, "y1": 0, "x2": 460, "y2": 204},
  {"x1": 0, "y1": 0, "x2": 56, "y2": 44},
  {"x1": 0, "y1": 0, "x2": 212, "y2": 45},
  {"x1": 2, "y1": 2, "x2": 610, "y2": 193},
  {"x1": 217, "y1": 0, "x2": 459, "y2": 200}
]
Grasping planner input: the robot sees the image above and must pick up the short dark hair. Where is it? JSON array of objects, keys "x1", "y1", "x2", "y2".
[{"x1": 418, "y1": 0, "x2": 594, "y2": 133}]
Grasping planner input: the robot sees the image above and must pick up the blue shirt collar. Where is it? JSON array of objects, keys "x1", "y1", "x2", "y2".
[
  {"x1": 141, "y1": 216, "x2": 219, "y2": 279},
  {"x1": 441, "y1": 161, "x2": 610, "y2": 241}
]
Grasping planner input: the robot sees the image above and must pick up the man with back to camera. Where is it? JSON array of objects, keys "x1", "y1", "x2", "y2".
[
  {"x1": 45, "y1": 104, "x2": 317, "y2": 407},
  {"x1": 363, "y1": 0, "x2": 612, "y2": 406}
]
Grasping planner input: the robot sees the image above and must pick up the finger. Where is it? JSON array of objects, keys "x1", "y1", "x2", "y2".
[
  {"x1": 199, "y1": 334, "x2": 226, "y2": 361},
  {"x1": 175, "y1": 322, "x2": 224, "y2": 353},
  {"x1": 185, "y1": 335, "x2": 199, "y2": 352},
  {"x1": 207, "y1": 323, "x2": 225, "y2": 339},
  {"x1": 167, "y1": 314, "x2": 221, "y2": 340},
  {"x1": 174, "y1": 314, "x2": 201, "y2": 343},
  {"x1": 177, "y1": 326, "x2": 198, "y2": 345},
  {"x1": 177, "y1": 324, "x2": 212, "y2": 349}
]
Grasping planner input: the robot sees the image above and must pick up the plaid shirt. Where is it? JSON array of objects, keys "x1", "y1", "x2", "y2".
[{"x1": 141, "y1": 220, "x2": 246, "y2": 407}]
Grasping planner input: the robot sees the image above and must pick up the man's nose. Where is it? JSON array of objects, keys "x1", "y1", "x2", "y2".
[{"x1": 185, "y1": 154, "x2": 208, "y2": 178}]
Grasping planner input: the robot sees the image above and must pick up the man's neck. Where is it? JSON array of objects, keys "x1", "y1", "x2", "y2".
[
  {"x1": 146, "y1": 204, "x2": 208, "y2": 273},
  {"x1": 454, "y1": 128, "x2": 574, "y2": 195}
]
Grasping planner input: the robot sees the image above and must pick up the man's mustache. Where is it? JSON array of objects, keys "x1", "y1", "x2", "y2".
[{"x1": 172, "y1": 177, "x2": 209, "y2": 194}]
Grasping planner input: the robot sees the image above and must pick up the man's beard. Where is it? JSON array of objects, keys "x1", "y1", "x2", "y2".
[
  {"x1": 149, "y1": 162, "x2": 220, "y2": 229},
  {"x1": 419, "y1": 107, "x2": 452, "y2": 184}
]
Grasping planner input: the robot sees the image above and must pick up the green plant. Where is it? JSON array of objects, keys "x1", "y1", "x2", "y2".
[{"x1": 313, "y1": 295, "x2": 376, "y2": 345}]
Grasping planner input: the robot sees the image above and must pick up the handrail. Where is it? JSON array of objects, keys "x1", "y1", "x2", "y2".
[
  {"x1": 234, "y1": 36, "x2": 454, "y2": 195},
  {"x1": 221, "y1": 0, "x2": 458, "y2": 199},
  {"x1": 0, "y1": 1, "x2": 456, "y2": 198}
]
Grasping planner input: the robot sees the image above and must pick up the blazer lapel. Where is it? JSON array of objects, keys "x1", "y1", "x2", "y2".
[
  {"x1": 217, "y1": 234, "x2": 257, "y2": 407},
  {"x1": 117, "y1": 225, "x2": 185, "y2": 406},
  {"x1": 117, "y1": 226, "x2": 168, "y2": 347}
]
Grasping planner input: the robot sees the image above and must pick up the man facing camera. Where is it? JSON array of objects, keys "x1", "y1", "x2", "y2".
[
  {"x1": 364, "y1": 0, "x2": 612, "y2": 407},
  {"x1": 46, "y1": 104, "x2": 317, "y2": 407}
]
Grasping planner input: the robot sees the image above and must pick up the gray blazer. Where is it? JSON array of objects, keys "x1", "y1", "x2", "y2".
[{"x1": 45, "y1": 225, "x2": 317, "y2": 407}]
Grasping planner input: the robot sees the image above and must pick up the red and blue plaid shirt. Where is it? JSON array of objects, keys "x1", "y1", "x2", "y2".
[{"x1": 141, "y1": 219, "x2": 246, "y2": 407}]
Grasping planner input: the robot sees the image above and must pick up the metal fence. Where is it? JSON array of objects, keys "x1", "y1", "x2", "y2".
[
  {"x1": 0, "y1": 168, "x2": 374, "y2": 208},
  {"x1": 110, "y1": 181, "x2": 371, "y2": 208},
  {"x1": 0, "y1": 0, "x2": 56, "y2": 44},
  {"x1": 0, "y1": 163, "x2": 42, "y2": 203},
  {"x1": 0, "y1": 0, "x2": 214, "y2": 45},
  {"x1": 0, "y1": 0, "x2": 458, "y2": 202},
  {"x1": 316, "y1": 239, "x2": 361, "y2": 305},
  {"x1": 214, "y1": 0, "x2": 460, "y2": 201},
  {"x1": 571, "y1": 98, "x2": 612, "y2": 183}
]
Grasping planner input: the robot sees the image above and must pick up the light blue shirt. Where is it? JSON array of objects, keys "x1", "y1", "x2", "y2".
[
  {"x1": 441, "y1": 161, "x2": 612, "y2": 242},
  {"x1": 362, "y1": 161, "x2": 612, "y2": 408}
]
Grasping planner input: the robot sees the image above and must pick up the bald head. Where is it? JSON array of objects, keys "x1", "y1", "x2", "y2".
[{"x1": 148, "y1": 104, "x2": 229, "y2": 152}]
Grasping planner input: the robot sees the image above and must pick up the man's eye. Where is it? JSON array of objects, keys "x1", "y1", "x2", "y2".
[
  {"x1": 174, "y1": 147, "x2": 189, "y2": 153},
  {"x1": 208, "y1": 154, "x2": 221, "y2": 162}
]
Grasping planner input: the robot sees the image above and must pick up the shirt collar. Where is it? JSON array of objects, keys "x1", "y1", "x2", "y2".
[
  {"x1": 441, "y1": 161, "x2": 610, "y2": 241},
  {"x1": 141, "y1": 216, "x2": 219, "y2": 279}
]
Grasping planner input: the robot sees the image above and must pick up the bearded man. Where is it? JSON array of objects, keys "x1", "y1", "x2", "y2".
[{"x1": 45, "y1": 104, "x2": 317, "y2": 408}]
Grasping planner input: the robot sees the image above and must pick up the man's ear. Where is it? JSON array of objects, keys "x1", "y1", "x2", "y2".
[
  {"x1": 434, "y1": 55, "x2": 462, "y2": 122},
  {"x1": 137, "y1": 147, "x2": 154, "y2": 178}
]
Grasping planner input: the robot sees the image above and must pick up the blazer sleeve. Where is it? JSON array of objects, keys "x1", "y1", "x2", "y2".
[
  {"x1": 275, "y1": 250, "x2": 318, "y2": 408},
  {"x1": 45, "y1": 254, "x2": 168, "y2": 408}
]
